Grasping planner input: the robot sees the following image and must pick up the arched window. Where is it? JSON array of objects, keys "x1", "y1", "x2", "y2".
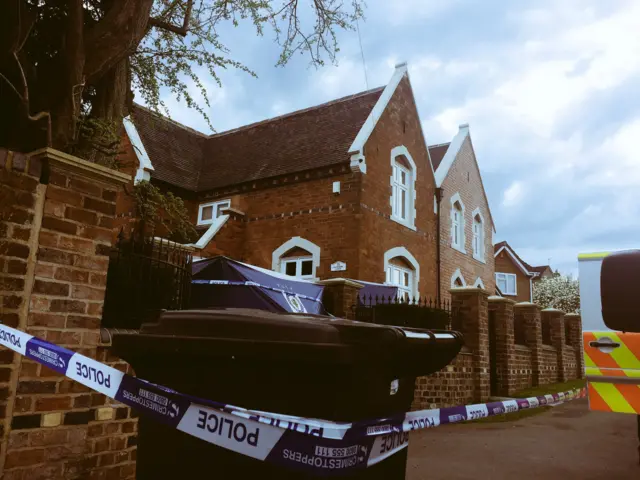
[
  {"x1": 450, "y1": 193, "x2": 465, "y2": 252},
  {"x1": 451, "y1": 269, "x2": 466, "y2": 288},
  {"x1": 384, "y1": 247, "x2": 420, "y2": 300},
  {"x1": 390, "y1": 146, "x2": 417, "y2": 229},
  {"x1": 272, "y1": 237, "x2": 321, "y2": 280},
  {"x1": 472, "y1": 208, "x2": 485, "y2": 262},
  {"x1": 473, "y1": 277, "x2": 485, "y2": 289}
]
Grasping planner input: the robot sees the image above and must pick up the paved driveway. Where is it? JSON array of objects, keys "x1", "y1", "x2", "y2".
[{"x1": 407, "y1": 399, "x2": 638, "y2": 479}]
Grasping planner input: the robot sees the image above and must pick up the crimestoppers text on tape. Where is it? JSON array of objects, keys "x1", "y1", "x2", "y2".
[{"x1": 0, "y1": 324, "x2": 586, "y2": 476}]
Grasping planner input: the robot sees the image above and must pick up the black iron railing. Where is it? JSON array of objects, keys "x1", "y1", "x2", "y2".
[
  {"x1": 101, "y1": 232, "x2": 193, "y2": 329},
  {"x1": 353, "y1": 295, "x2": 458, "y2": 331}
]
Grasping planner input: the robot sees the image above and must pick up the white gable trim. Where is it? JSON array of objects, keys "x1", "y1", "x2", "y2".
[
  {"x1": 451, "y1": 269, "x2": 467, "y2": 287},
  {"x1": 123, "y1": 116, "x2": 155, "y2": 185},
  {"x1": 349, "y1": 63, "x2": 408, "y2": 173},
  {"x1": 494, "y1": 245, "x2": 533, "y2": 276},
  {"x1": 272, "y1": 237, "x2": 321, "y2": 279},
  {"x1": 473, "y1": 277, "x2": 485, "y2": 289},
  {"x1": 435, "y1": 123, "x2": 469, "y2": 187},
  {"x1": 187, "y1": 214, "x2": 229, "y2": 250},
  {"x1": 383, "y1": 246, "x2": 420, "y2": 297}
]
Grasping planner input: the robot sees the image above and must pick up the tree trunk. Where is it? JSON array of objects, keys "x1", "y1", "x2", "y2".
[
  {"x1": 51, "y1": 0, "x2": 85, "y2": 150},
  {"x1": 84, "y1": 0, "x2": 155, "y2": 83},
  {"x1": 91, "y1": 59, "x2": 129, "y2": 121}
]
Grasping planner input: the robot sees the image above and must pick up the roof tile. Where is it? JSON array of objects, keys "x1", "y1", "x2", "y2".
[{"x1": 130, "y1": 87, "x2": 384, "y2": 192}]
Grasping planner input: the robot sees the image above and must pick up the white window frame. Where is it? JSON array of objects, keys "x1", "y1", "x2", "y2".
[
  {"x1": 496, "y1": 272, "x2": 517, "y2": 296},
  {"x1": 272, "y1": 237, "x2": 321, "y2": 280},
  {"x1": 392, "y1": 163, "x2": 410, "y2": 221},
  {"x1": 389, "y1": 146, "x2": 417, "y2": 230},
  {"x1": 450, "y1": 193, "x2": 466, "y2": 253},
  {"x1": 386, "y1": 263, "x2": 415, "y2": 301},
  {"x1": 198, "y1": 199, "x2": 231, "y2": 226},
  {"x1": 471, "y1": 207, "x2": 485, "y2": 263},
  {"x1": 383, "y1": 246, "x2": 420, "y2": 299},
  {"x1": 281, "y1": 256, "x2": 315, "y2": 280}
]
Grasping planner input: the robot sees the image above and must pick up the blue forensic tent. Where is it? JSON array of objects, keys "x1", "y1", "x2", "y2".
[
  {"x1": 352, "y1": 280, "x2": 398, "y2": 304},
  {"x1": 191, "y1": 256, "x2": 327, "y2": 314}
]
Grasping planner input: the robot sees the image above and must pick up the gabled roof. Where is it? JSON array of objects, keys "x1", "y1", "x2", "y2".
[
  {"x1": 131, "y1": 106, "x2": 206, "y2": 191},
  {"x1": 427, "y1": 143, "x2": 450, "y2": 171},
  {"x1": 198, "y1": 87, "x2": 383, "y2": 191},
  {"x1": 494, "y1": 241, "x2": 551, "y2": 278},
  {"x1": 494, "y1": 241, "x2": 533, "y2": 276},
  {"x1": 128, "y1": 87, "x2": 384, "y2": 192},
  {"x1": 432, "y1": 124, "x2": 496, "y2": 232}
]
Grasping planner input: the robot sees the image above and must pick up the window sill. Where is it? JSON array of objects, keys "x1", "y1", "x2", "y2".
[
  {"x1": 390, "y1": 216, "x2": 417, "y2": 231},
  {"x1": 472, "y1": 254, "x2": 486, "y2": 264},
  {"x1": 451, "y1": 244, "x2": 466, "y2": 254}
]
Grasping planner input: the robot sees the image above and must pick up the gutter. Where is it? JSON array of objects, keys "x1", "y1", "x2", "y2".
[{"x1": 436, "y1": 187, "x2": 443, "y2": 304}]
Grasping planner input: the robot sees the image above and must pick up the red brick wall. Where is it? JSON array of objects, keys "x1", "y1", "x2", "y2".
[
  {"x1": 540, "y1": 346, "x2": 559, "y2": 385},
  {"x1": 199, "y1": 168, "x2": 363, "y2": 280},
  {"x1": 495, "y1": 250, "x2": 531, "y2": 302},
  {"x1": 563, "y1": 346, "x2": 579, "y2": 380},
  {"x1": 0, "y1": 149, "x2": 136, "y2": 479},
  {"x1": 439, "y1": 137, "x2": 495, "y2": 301},
  {"x1": 357, "y1": 77, "x2": 438, "y2": 298},
  {"x1": 0, "y1": 150, "x2": 43, "y2": 473},
  {"x1": 513, "y1": 346, "x2": 534, "y2": 392},
  {"x1": 412, "y1": 351, "x2": 474, "y2": 410}
]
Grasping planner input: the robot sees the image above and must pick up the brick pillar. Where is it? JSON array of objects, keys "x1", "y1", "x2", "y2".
[
  {"x1": 0, "y1": 149, "x2": 45, "y2": 474},
  {"x1": 1, "y1": 148, "x2": 133, "y2": 480},
  {"x1": 542, "y1": 308, "x2": 567, "y2": 382},
  {"x1": 316, "y1": 278, "x2": 364, "y2": 319},
  {"x1": 565, "y1": 313, "x2": 584, "y2": 379},
  {"x1": 514, "y1": 302, "x2": 542, "y2": 386},
  {"x1": 488, "y1": 296, "x2": 517, "y2": 396},
  {"x1": 451, "y1": 287, "x2": 490, "y2": 403}
]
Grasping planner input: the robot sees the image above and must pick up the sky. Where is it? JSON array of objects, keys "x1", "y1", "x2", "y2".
[{"x1": 152, "y1": 0, "x2": 640, "y2": 276}]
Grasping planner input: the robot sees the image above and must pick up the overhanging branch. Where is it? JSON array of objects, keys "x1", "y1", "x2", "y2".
[{"x1": 149, "y1": 0, "x2": 193, "y2": 37}]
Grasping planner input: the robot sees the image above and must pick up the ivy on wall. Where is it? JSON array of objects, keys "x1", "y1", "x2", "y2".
[{"x1": 132, "y1": 180, "x2": 197, "y2": 244}]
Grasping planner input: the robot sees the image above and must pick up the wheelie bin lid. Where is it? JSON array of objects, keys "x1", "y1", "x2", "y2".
[{"x1": 117, "y1": 308, "x2": 463, "y2": 378}]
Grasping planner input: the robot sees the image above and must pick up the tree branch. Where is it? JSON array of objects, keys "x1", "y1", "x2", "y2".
[
  {"x1": 148, "y1": 0, "x2": 193, "y2": 37},
  {"x1": 13, "y1": 52, "x2": 52, "y2": 147},
  {"x1": 84, "y1": 0, "x2": 155, "y2": 82}
]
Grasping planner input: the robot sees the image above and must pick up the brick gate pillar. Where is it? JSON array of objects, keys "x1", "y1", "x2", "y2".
[
  {"x1": 316, "y1": 278, "x2": 364, "y2": 319},
  {"x1": 565, "y1": 313, "x2": 584, "y2": 379},
  {"x1": 451, "y1": 287, "x2": 490, "y2": 403},
  {"x1": 514, "y1": 303, "x2": 542, "y2": 387},
  {"x1": 542, "y1": 308, "x2": 567, "y2": 382},
  {"x1": 488, "y1": 296, "x2": 517, "y2": 396},
  {"x1": 1, "y1": 149, "x2": 133, "y2": 480}
]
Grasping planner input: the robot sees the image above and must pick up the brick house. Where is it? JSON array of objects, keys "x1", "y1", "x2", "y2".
[
  {"x1": 117, "y1": 63, "x2": 440, "y2": 300},
  {"x1": 428, "y1": 126, "x2": 496, "y2": 301},
  {"x1": 494, "y1": 241, "x2": 552, "y2": 302}
]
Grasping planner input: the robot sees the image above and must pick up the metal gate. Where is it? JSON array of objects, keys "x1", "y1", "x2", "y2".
[{"x1": 101, "y1": 232, "x2": 193, "y2": 329}]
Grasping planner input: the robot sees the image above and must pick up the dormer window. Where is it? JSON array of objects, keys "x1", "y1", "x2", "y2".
[{"x1": 198, "y1": 200, "x2": 230, "y2": 226}]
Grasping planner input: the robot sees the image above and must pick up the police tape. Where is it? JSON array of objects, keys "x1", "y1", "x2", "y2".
[{"x1": 0, "y1": 324, "x2": 586, "y2": 476}]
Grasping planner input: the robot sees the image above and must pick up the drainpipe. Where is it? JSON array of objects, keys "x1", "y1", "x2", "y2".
[{"x1": 436, "y1": 187, "x2": 443, "y2": 305}]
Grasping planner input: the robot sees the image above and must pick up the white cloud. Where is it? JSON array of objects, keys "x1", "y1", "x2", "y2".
[
  {"x1": 502, "y1": 181, "x2": 525, "y2": 208},
  {"x1": 378, "y1": 0, "x2": 462, "y2": 26}
]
